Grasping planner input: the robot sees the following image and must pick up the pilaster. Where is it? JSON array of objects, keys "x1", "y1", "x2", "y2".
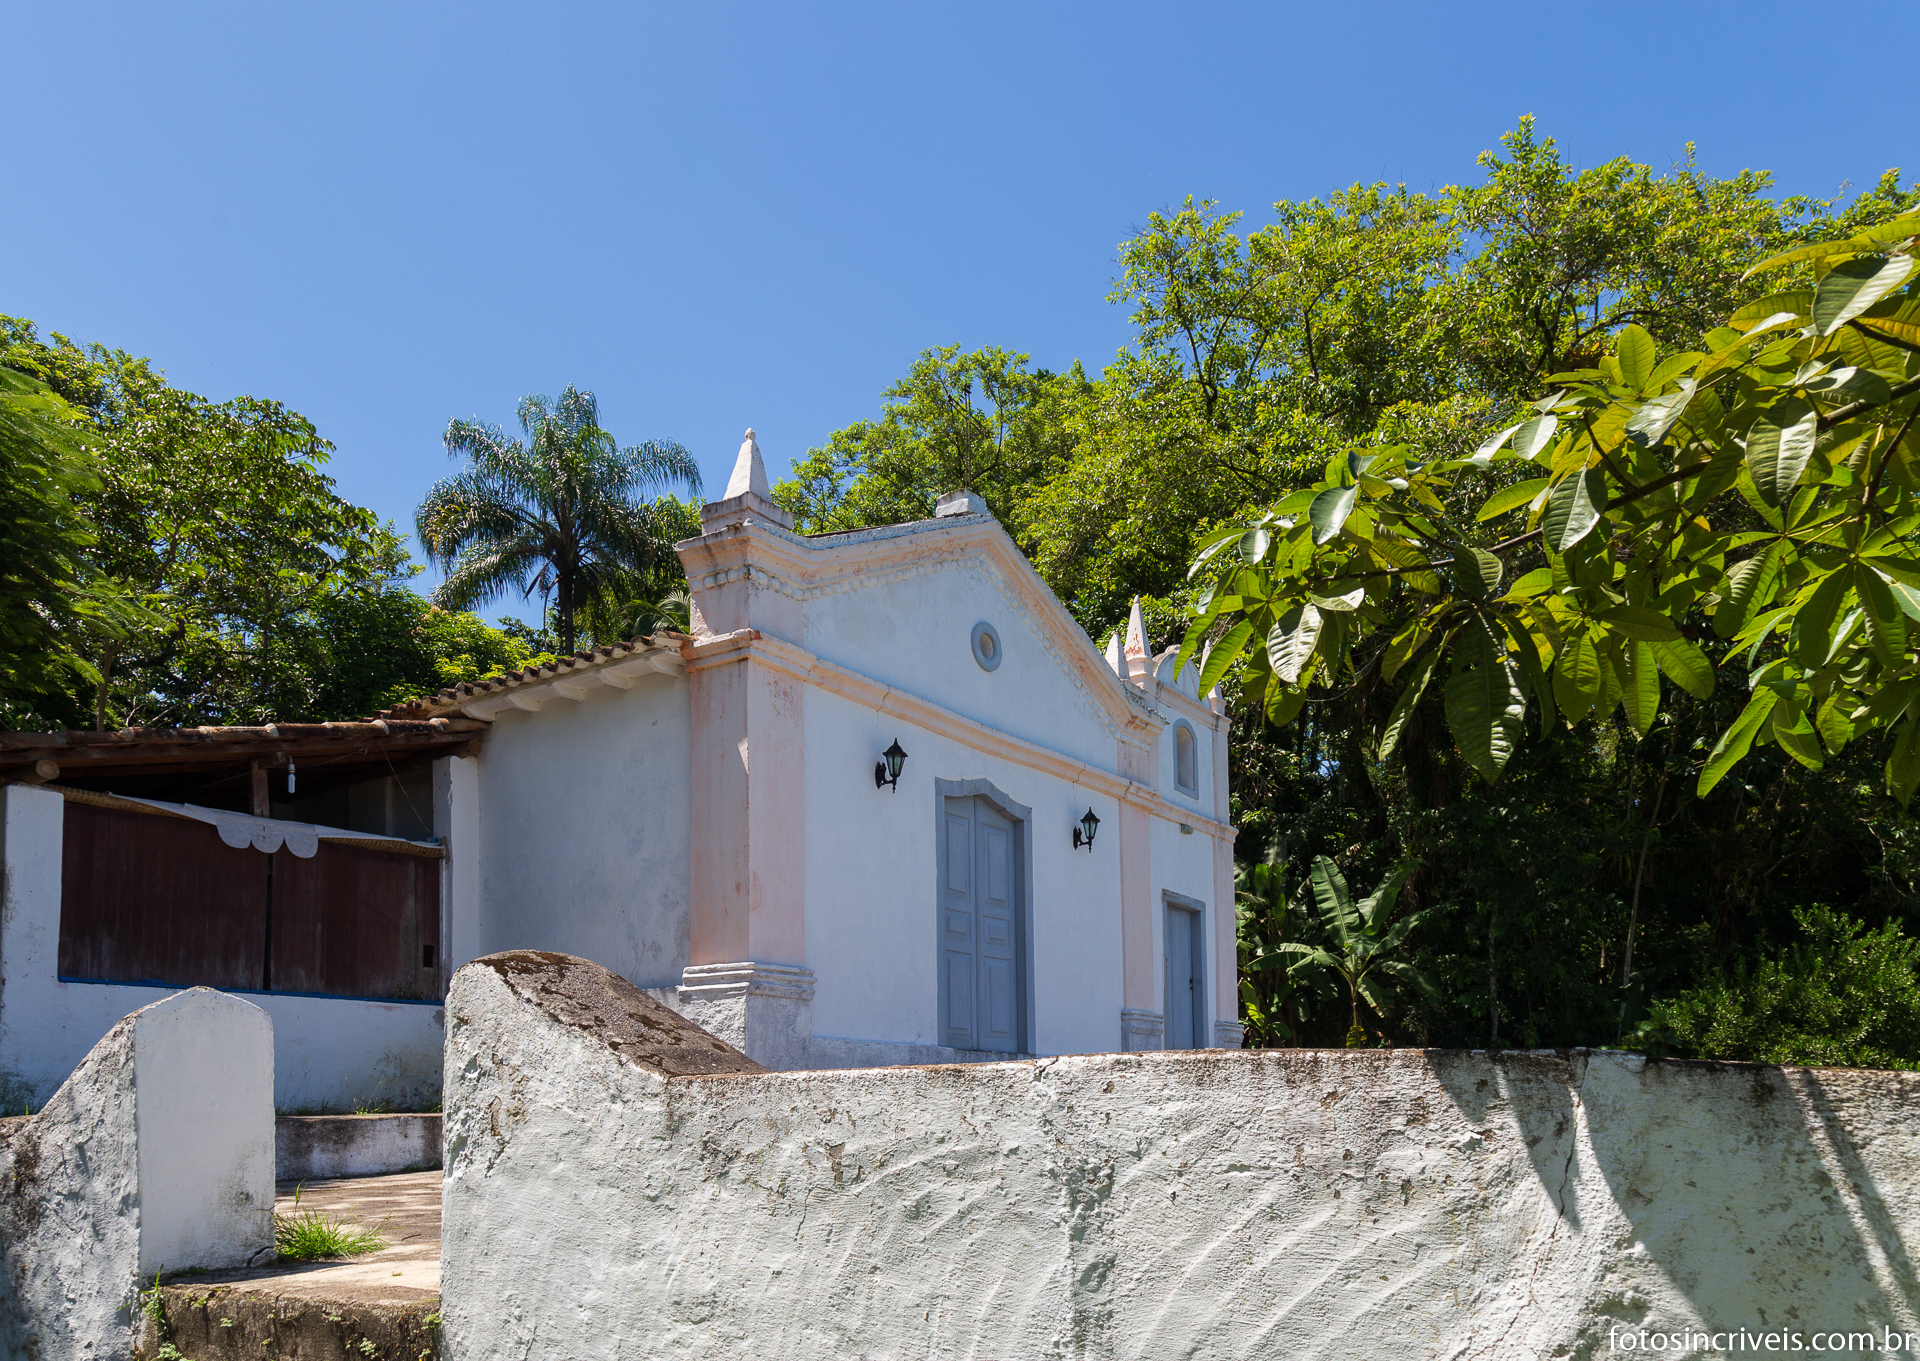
[
  {"x1": 1120, "y1": 1008, "x2": 1165, "y2": 1052},
  {"x1": 677, "y1": 961, "x2": 816, "y2": 1071},
  {"x1": 1117, "y1": 782, "x2": 1155, "y2": 1020},
  {"x1": 686, "y1": 643, "x2": 807, "y2": 971}
]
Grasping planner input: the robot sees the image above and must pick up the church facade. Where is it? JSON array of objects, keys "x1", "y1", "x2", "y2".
[{"x1": 0, "y1": 431, "x2": 1238, "y2": 1106}]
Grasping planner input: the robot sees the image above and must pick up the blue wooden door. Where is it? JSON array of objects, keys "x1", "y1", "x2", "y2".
[
  {"x1": 941, "y1": 795, "x2": 1021, "y2": 1052},
  {"x1": 1166, "y1": 903, "x2": 1201, "y2": 1049}
]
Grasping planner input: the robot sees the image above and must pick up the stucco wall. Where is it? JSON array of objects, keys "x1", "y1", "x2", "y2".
[
  {"x1": 0, "y1": 783, "x2": 445, "y2": 1111},
  {"x1": 803, "y1": 553, "x2": 1122, "y2": 774},
  {"x1": 443, "y1": 951, "x2": 1920, "y2": 1361},
  {"x1": 474, "y1": 668, "x2": 693, "y2": 989},
  {"x1": 0, "y1": 987, "x2": 273, "y2": 1361},
  {"x1": 803, "y1": 683, "x2": 1129, "y2": 1056}
]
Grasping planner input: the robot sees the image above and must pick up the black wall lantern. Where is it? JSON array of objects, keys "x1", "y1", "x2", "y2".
[
  {"x1": 1073, "y1": 806, "x2": 1100, "y2": 852},
  {"x1": 875, "y1": 739, "x2": 908, "y2": 791}
]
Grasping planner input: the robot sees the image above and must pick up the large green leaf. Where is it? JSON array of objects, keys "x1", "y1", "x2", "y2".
[
  {"x1": 1598, "y1": 604, "x2": 1684, "y2": 642},
  {"x1": 1745, "y1": 399, "x2": 1818, "y2": 506},
  {"x1": 1357, "y1": 862, "x2": 1414, "y2": 929},
  {"x1": 1511, "y1": 414, "x2": 1559, "y2": 461},
  {"x1": 1711, "y1": 542, "x2": 1784, "y2": 638},
  {"x1": 1743, "y1": 236, "x2": 1872, "y2": 280},
  {"x1": 1552, "y1": 630, "x2": 1604, "y2": 724},
  {"x1": 1236, "y1": 526, "x2": 1271, "y2": 565},
  {"x1": 1194, "y1": 619, "x2": 1253, "y2": 696},
  {"x1": 1444, "y1": 645, "x2": 1527, "y2": 783},
  {"x1": 1814, "y1": 254, "x2": 1916, "y2": 335},
  {"x1": 1309, "y1": 486, "x2": 1358, "y2": 545},
  {"x1": 1620, "y1": 640, "x2": 1659, "y2": 738},
  {"x1": 1650, "y1": 638, "x2": 1715, "y2": 699},
  {"x1": 1729, "y1": 290, "x2": 1813, "y2": 327},
  {"x1": 1450, "y1": 548, "x2": 1503, "y2": 599},
  {"x1": 1787, "y1": 570, "x2": 1851, "y2": 669},
  {"x1": 1267, "y1": 605, "x2": 1323, "y2": 685},
  {"x1": 1698, "y1": 688, "x2": 1778, "y2": 796},
  {"x1": 1616, "y1": 324, "x2": 1656, "y2": 390},
  {"x1": 1543, "y1": 470, "x2": 1605, "y2": 552},
  {"x1": 1624, "y1": 380, "x2": 1695, "y2": 448},
  {"x1": 1476, "y1": 476, "x2": 1552, "y2": 522},
  {"x1": 1768, "y1": 693, "x2": 1823, "y2": 769},
  {"x1": 1309, "y1": 857, "x2": 1358, "y2": 950}
]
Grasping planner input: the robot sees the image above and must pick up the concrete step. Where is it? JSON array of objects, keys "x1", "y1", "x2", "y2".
[
  {"x1": 135, "y1": 1170, "x2": 442, "y2": 1361},
  {"x1": 277, "y1": 1113, "x2": 442, "y2": 1181}
]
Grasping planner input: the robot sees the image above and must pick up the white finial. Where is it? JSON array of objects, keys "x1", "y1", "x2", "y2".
[
  {"x1": 1105, "y1": 631, "x2": 1123, "y2": 676},
  {"x1": 1123, "y1": 597, "x2": 1150, "y2": 682},
  {"x1": 725, "y1": 427, "x2": 770, "y2": 501}
]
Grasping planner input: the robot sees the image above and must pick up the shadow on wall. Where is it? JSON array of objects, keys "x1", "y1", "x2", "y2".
[{"x1": 1433, "y1": 1051, "x2": 1920, "y2": 1346}]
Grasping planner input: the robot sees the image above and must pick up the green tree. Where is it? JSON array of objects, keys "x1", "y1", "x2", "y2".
[
  {"x1": 762, "y1": 127, "x2": 1920, "y2": 1054},
  {"x1": 1260, "y1": 856, "x2": 1437, "y2": 1045},
  {"x1": 1177, "y1": 210, "x2": 1920, "y2": 797},
  {"x1": 1, "y1": 319, "x2": 416, "y2": 729},
  {"x1": 418, "y1": 388, "x2": 702, "y2": 655},
  {"x1": 776, "y1": 345, "x2": 1087, "y2": 538},
  {"x1": 0, "y1": 364, "x2": 137, "y2": 723}
]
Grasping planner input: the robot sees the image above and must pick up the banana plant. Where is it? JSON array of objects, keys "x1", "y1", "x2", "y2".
[
  {"x1": 1256, "y1": 856, "x2": 1438, "y2": 1046},
  {"x1": 1236, "y1": 842, "x2": 1318, "y2": 1045},
  {"x1": 1177, "y1": 210, "x2": 1920, "y2": 801}
]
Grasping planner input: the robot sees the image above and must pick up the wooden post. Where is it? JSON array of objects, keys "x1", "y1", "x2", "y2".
[{"x1": 249, "y1": 759, "x2": 270, "y2": 817}]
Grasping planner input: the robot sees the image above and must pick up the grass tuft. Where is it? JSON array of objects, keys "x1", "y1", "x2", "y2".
[{"x1": 273, "y1": 1184, "x2": 391, "y2": 1261}]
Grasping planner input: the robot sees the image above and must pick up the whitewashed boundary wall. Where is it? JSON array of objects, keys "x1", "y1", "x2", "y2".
[
  {"x1": 0, "y1": 987, "x2": 274, "y2": 1361},
  {"x1": 442, "y1": 951, "x2": 1920, "y2": 1361}
]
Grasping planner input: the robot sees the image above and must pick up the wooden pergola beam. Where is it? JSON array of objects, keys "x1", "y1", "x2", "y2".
[{"x1": 0, "y1": 731, "x2": 483, "y2": 775}]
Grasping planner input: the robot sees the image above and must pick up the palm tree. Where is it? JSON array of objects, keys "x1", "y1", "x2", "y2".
[
  {"x1": 1259, "y1": 856, "x2": 1438, "y2": 1046},
  {"x1": 416, "y1": 387, "x2": 701, "y2": 655}
]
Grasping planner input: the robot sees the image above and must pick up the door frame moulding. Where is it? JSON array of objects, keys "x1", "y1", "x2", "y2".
[{"x1": 933, "y1": 777, "x2": 1035, "y2": 1055}]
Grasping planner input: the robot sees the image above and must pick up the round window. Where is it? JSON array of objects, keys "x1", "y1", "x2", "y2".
[{"x1": 971, "y1": 620, "x2": 1003, "y2": 672}]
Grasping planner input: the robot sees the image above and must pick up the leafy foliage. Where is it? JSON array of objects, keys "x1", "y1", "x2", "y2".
[
  {"x1": 1178, "y1": 210, "x2": 1920, "y2": 803},
  {"x1": 1253, "y1": 855, "x2": 1437, "y2": 1045},
  {"x1": 778, "y1": 346, "x2": 1086, "y2": 536},
  {"x1": 0, "y1": 319, "x2": 473, "y2": 729},
  {"x1": 419, "y1": 388, "x2": 702, "y2": 655},
  {"x1": 0, "y1": 363, "x2": 140, "y2": 718},
  {"x1": 1631, "y1": 906, "x2": 1920, "y2": 1069}
]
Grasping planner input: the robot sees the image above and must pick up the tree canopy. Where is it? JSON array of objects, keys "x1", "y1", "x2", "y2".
[
  {"x1": 418, "y1": 387, "x2": 702, "y2": 655},
  {"x1": 0, "y1": 319, "x2": 546, "y2": 728}
]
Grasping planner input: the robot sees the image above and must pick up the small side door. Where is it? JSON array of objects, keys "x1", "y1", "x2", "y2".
[{"x1": 1165, "y1": 901, "x2": 1203, "y2": 1049}]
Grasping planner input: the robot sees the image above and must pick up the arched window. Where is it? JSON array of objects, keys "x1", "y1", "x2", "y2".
[{"x1": 1173, "y1": 721, "x2": 1198, "y2": 796}]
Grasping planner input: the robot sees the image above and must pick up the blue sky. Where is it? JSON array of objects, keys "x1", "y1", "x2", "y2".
[{"x1": 7, "y1": 2, "x2": 1913, "y2": 618}]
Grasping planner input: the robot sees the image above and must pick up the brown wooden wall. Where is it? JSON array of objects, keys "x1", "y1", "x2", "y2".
[{"x1": 57, "y1": 802, "x2": 444, "y2": 1002}]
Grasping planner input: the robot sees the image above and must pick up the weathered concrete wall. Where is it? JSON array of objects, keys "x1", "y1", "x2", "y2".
[
  {"x1": 276, "y1": 1112, "x2": 443, "y2": 1181},
  {"x1": 0, "y1": 987, "x2": 274, "y2": 1360},
  {"x1": 0, "y1": 782, "x2": 443, "y2": 1113},
  {"x1": 443, "y1": 951, "x2": 1920, "y2": 1360}
]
